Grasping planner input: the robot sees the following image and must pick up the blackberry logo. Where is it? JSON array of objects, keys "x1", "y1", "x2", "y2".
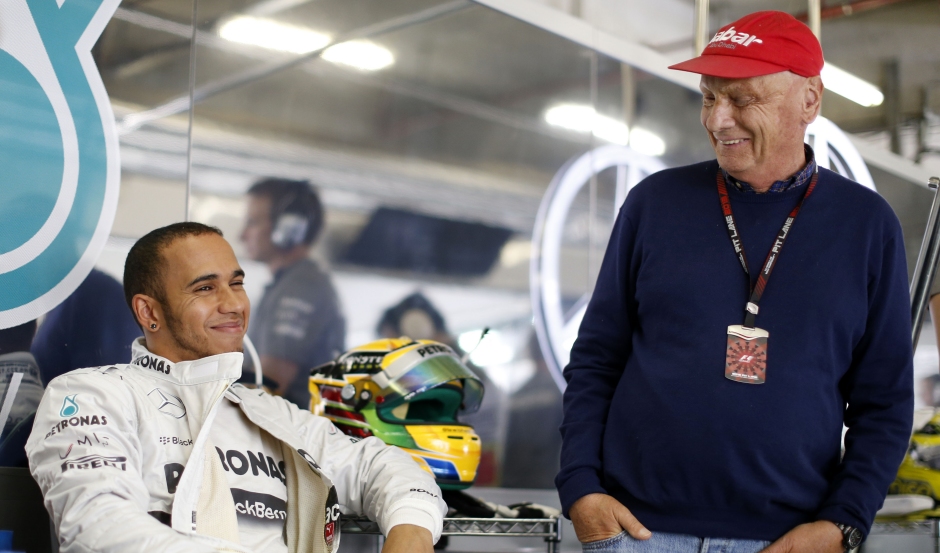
[
  {"x1": 159, "y1": 436, "x2": 193, "y2": 446},
  {"x1": 231, "y1": 489, "x2": 287, "y2": 523}
]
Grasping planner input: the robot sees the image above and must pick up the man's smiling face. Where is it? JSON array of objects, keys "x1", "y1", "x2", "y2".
[
  {"x1": 158, "y1": 233, "x2": 250, "y2": 361},
  {"x1": 700, "y1": 71, "x2": 820, "y2": 188}
]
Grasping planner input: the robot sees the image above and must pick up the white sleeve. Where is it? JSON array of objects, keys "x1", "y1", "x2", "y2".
[
  {"x1": 274, "y1": 395, "x2": 447, "y2": 542},
  {"x1": 26, "y1": 370, "x2": 224, "y2": 553}
]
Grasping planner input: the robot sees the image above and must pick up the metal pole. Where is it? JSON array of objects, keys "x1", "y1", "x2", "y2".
[
  {"x1": 588, "y1": 51, "x2": 598, "y2": 293},
  {"x1": 886, "y1": 60, "x2": 902, "y2": 155},
  {"x1": 934, "y1": 518, "x2": 939, "y2": 553},
  {"x1": 544, "y1": 517, "x2": 561, "y2": 553},
  {"x1": 183, "y1": 0, "x2": 198, "y2": 222},
  {"x1": 935, "y1": 518, "x2": 939, "y2": 553},
  {"x1": 910, "y1": 176, "x2": 940, "y2": 349},
  {"x1": 693, "y1": 0, "x2": 709, "y2": 54},
  {"x1": 808, "y1": 0, "x2": 821, "y2": 39}
]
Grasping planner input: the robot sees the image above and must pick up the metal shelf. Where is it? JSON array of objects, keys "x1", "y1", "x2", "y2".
[
  {"x1": 341, "y1": 515, "x2": 562, "y2": 552},
  {"x1": 870, "y1": 520, "x2": 938, "y2": 535},
  {"x1": 863, "y1": 520, "x2": 940, "y2": 553}
]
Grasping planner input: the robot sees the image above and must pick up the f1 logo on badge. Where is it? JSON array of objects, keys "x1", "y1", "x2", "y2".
[
  {"x1": 738, "y1": 355, "x2": 755, "y2": 364},
  {"x1": 0, "y1": 0, "x2": 121, "y2": 329}
]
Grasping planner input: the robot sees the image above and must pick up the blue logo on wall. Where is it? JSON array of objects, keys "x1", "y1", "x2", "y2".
[
  {"x1": 0, "y1": 0, "x2": 121, "y2": 328},
  {"x1": 60, "y1": 394, "x2": 79, "y2": 417}
]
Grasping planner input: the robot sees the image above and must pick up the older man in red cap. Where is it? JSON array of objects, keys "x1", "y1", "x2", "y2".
[{"x1": 556, "y1": 10, "x2": 913, "y2": 553}]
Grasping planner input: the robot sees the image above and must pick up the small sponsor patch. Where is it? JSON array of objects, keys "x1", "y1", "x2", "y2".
[
  {"x1": 342, "y1": 352, "x2": 385, "y2": 373},
  {"x1": 159, "y1": 436, "x2": 193, "y2": 446},
  {"x1": 76, "y1": 432, "x2": 109, "y2": 447},
  {"x1": 324, "y1": 521, "x2": 335, "y2": 549},
  {"x1": 325, "y1": 487, "x2": 340, "y2": 552},
  {"x1": 60, "y1": 394, "x2": 79, "y2": 417},
  {"x1": 61, "y1": 454, "x2": 126, "y2": 472}
]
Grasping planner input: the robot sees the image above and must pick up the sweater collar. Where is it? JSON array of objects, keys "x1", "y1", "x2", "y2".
[
  {"x1": 129, "y1": 338, "x2": 242, "y2": 385},
  {"x1": 722, "y1": 144, "x2": 817, "y2": 194}
]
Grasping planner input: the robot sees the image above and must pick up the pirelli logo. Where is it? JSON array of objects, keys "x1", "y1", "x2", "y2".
[{"x1": 61, "y1": 454, "x2": 127, "y2": 472}]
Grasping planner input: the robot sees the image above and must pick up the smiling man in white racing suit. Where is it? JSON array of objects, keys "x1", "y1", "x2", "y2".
[{"x1": 26, "y1": 222, "x2": 445, "y2": 553}]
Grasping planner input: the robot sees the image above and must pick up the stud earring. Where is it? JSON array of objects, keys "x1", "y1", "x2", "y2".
[{"x1": 150, "y1": 323, "x2": 157, "y2": 330}]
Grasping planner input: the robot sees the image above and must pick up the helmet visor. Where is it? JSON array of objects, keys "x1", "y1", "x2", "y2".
[{"x1": 374, "y1": 347, "x2": 484, "y2": 414}]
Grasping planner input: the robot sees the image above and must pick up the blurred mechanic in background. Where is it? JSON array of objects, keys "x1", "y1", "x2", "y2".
[{"x1": 240, "y1": 178, "x2": 345, "y2": 408}]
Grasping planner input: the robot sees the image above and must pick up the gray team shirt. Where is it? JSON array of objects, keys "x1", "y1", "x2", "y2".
[{"x1": 247, "y1": 258, "x2": 345, "y2": 408}]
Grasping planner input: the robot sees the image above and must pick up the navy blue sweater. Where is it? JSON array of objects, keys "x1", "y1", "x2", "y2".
[{"x1": 556, "y1": 160, "x2": 914, "y2": 541}]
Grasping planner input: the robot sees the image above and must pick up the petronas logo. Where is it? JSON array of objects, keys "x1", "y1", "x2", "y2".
[{"x1": 60, "y1": 395, "x2": 79, "y2": 418}]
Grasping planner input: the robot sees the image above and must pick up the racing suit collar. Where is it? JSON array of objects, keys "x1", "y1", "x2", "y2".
[{"x1": 129, "y1": 338, "x2": 243, "y2": 385}]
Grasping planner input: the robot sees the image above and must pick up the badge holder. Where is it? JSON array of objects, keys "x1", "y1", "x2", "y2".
[
  {"x1": 725, "y1": 324, "x2": 768, "y2": 384},
  {"x1": 716, "y1": 170, "x2": 817, "y2": 386}
]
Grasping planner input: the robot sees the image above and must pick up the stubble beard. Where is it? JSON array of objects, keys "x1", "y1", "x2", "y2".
[{"x1": 163, "y1": 304, "x2": 218, "y2": 360}]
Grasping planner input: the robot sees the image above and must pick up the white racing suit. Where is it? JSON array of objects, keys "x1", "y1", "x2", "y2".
[{"x1": 26, "y1": 339, "x2": 445, "y2": 553}]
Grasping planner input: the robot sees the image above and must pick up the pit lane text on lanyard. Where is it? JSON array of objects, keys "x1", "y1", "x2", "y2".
[{"x1": 717, "y1": 169, "x2": 818, "y2": 384}]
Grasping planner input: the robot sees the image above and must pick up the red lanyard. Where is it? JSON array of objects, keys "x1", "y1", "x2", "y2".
[{"x1": 717, "y1": 170, "x2": 819, "y2": 328}]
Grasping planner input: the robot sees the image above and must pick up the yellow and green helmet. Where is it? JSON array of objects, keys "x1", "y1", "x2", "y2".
[{"x1": 309, "y1": 338, "x2": 484, "y2": 489}]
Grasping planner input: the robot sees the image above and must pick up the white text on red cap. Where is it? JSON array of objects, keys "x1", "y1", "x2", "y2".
[{"x1": 709, "y1": 27, "x2": 763, "y2": 47}]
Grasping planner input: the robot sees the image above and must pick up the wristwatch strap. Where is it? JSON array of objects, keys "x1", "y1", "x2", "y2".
[{"x1": 835, "y1": 522, "x2": 863, "y2": 552}]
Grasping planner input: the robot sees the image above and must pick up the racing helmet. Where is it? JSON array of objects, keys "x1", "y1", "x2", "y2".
[
  {"x1": 892, "y1": 411, "x2": 940, "y2": 501},
  {"x1": 310, "y1": 338, "x2": 484, "y2": 489}
]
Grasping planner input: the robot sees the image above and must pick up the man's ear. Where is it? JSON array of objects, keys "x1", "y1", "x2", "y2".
[
  {"x1": 802, "y1": 75, "x2": 824, "y2": 125},
  {"x1": 133, "y1": 294, "x2": 163, "y2": 332}
]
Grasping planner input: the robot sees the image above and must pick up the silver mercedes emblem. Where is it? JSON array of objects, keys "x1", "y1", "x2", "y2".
[{"x1": 147, "y1": 388, "x2": 186, "y2": 419}]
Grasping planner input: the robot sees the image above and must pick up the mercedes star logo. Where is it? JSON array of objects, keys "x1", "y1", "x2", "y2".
[{"x1": 147, "y1": 388, "x2": 186, "y2": 419}]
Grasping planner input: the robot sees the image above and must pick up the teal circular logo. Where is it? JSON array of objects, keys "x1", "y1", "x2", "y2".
[
  {"x1": 0, "y1": 0, "x2": 121, "y2": 328},
  {"x1": 60, "y1": 394, "x2": 79, "y2": 417}
]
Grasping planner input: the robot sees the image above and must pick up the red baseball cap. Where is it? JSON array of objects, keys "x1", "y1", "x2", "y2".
[{"x1": 668, "y1": 11, "x2": 824, "y2": 79}]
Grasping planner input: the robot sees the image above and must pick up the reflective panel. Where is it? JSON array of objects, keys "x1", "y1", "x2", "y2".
[
  {"x1": 175, "y1": 0, "x2": 596, "y2": 488},
  {"x1": 13, "y1": 0, "x2": 933, "y2": 489}
]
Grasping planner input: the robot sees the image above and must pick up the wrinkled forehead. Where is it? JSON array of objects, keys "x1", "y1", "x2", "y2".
[{"x1": 700, "y1": 71, "x2": 799, "y2": 95}]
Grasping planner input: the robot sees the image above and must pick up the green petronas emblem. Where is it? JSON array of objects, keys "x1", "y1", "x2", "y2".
[{"x1": 60, "y1": 394, "x2": 79, "y2": 418}]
